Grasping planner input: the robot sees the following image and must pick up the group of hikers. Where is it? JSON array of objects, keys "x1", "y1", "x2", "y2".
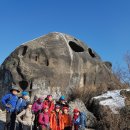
[{"x1": 1, "y1": 86, "x2": 87, "y2": 130}]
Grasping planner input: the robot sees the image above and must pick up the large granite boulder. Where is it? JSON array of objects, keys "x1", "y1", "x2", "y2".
[{"x1": 0, "y1": 32, "x2": 113, "y2": 100}]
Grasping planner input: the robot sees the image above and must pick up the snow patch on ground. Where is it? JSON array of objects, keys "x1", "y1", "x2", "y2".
[{"x1": 94, "y1": 90, "x2": 129, "y2": 114}]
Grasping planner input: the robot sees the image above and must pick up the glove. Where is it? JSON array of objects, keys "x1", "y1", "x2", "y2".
[
  {"x1": 45, "y1": 123, "x2": 50, "y2": 128},
  {"x1": 6, "y1": 104, "x2": 11, "y2": 108}
]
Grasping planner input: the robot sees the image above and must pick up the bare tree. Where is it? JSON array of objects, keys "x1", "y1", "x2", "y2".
[{"x1": 113, "y1": 51, "x2": 130, "y2": 87}]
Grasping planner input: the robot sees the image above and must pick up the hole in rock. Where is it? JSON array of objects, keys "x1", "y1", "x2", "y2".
[
  {"x1": 46, "y1": 59, "x2": 49, "y2": 66},
  {"x1": 88, "y1": 48, "x2": 96, "y2": 58},
  {"x1": 22, "y1": 46, "x2": 28, "y2": 56},
  {"x1": 16, "y1": 67, "x2": 24, "y2": 79},
  {"x1": 35, "y1": 56, "x2": 38, "y2": 61},
  {"x1": 19, "y1": 80, "x2": 29, "y2": 90},
  {"x1": 69, "y1": 41, "x2": 84, "y2": 52}
]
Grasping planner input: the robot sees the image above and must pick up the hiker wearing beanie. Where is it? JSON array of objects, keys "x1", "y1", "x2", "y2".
[
  {"x1": 17, "y1": 102, "x2": 35, "y2": 130},
  {"x1": 16, "y1": 91, "x2": 30, "y2": 113},
  {"x1": 38, "y1": 105, "x2": 50, "y2": 130},
  {"x1": 73, "y1": 108, "x2": 87, "y2": 130},
  {"x1": 1, "y1": 86, "x2": 20, "y2": 130},
  {"x1": 32, "y1": 97, "x2": 44, "y2": 130},
  {"x1": 50, "y1": 105, "x2": 64, "y2": 130},
  {"x1": 62, "y1": 107, "x2": 72, "y2": 130},
  {"x1": 16, "y1": 91, "x2": 30, "y2": 130},
  {"x1": 43, "y1": 95, "x2": 55, "y2": 114},
  {"x1": 56, "y1": 96, "x2": 69, "y2": 110}
]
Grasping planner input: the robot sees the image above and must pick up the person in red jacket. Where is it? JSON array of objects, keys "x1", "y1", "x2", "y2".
[
  {"x1": 73, "y1": 108, "x2": 87, "y2": 130},
  {"x1": 50, "y1": 105, "x2": 64, "y2": 130},
  {"x1": 43, "y1": 95, "x2": 55, "y2": 114},
  {"x1": 62, "y1": 107, "x2": 72, "y2": 130},
  {"x1": 38, "y1": 105, "x2": 50, "y2": 130}
]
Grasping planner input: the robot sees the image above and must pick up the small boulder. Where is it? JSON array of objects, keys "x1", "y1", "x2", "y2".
[{"x1": 90, "y1": 89, "x2": 130, "y2": 130}]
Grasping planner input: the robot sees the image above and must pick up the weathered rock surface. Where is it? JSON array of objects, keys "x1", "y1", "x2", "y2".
[
  {"x1": 69, "y1": 99, "x2": 97, "y2": 129},
  {"x1": 89, "y1": 89, "x2": 130, "y2": 130},
  {"x1": 0, "y1": 32, "x2": 129, "y2": 130},
  {"x1": 0, "y1": 32, "x2": 114, "y2": 100}
]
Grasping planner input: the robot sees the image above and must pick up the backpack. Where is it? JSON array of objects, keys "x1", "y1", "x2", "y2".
[
  {"x1": 80, "y1": 112, "x2": 87, "y2": 128},
  {"x1": 16, "y1": 98, "x2": 23, "y2": 111},
  {"x1": 16, "y1": 97, "x2": 30, "y2": 112}
]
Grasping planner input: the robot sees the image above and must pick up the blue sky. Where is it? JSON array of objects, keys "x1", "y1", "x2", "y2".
[{"x1": 0, "y1": 0, "x2": 130, "y2": 69}]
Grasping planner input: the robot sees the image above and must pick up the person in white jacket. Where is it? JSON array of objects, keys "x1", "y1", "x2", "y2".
[{"x1": 17, "y1": 102, "x2": 35, "y2": 130}]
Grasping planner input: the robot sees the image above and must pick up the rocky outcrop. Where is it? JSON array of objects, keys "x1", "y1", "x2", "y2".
[
  {"x1": 0, "y1": 32, "x2": 114, "y2": 100},
  {"x1": 89, "y1": 89, "x2": 130, "y2": 130},
  {"x1": 0, "y1": 32, "x2": 129, "y2": 130}
]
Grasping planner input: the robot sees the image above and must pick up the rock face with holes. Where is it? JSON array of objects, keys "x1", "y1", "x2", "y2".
[{"x1": 0, "y1": 32, "x2": 113, "y2": 100}]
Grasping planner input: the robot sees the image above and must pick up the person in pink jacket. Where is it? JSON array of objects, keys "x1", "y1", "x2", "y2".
[
  {"x1": 32, "y1": 98, "x2": 43, "y2": 113},
  {"x1": 38, "y1": 105, "x2": 50, "y2": 130},
  {"x1": 32, "y1": 98, "x2": 43, "y2": 130}
]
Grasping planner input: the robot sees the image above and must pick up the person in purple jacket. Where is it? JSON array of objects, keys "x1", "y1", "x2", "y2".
[
  {"x1": 38, "y1": 105, "x2": 50, "y2": 130},
  {"x1": 32, "y1": 97, "x2": 44, "y2": 130}
]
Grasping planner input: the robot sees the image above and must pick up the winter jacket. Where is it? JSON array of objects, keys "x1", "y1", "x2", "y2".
[
  {"x1": 62, "y1": 114, "x2": 72, "y2": 128},
  {"x1": 38, "y1": 112, "x2": 50, "y2": 128},
  {"x1": 32, "y1": 101, "x2": 43, "y2": 113},
  {"x1": 73, "y1": 112, "x2": 86, "y2": 130},
  {"x1": 17, "y1": 108, "x2": 35, "y2": 126},
  {"x1": 16, "y1": 98, "x2": 30, "y2": 112},
  {"x1": 43, "y1": 100, "x2": 55, "y2": 114},
  {"x1": 1, "y1": 93, "x2": 18, "y2": 112},
  {"x1": 50, "y1": 111, "x2": 64, "y2": 130}
]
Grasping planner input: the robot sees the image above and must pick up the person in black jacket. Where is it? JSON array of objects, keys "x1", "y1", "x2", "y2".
[{"x1": 56, "y1": 96, "x2": 69, "y2": 111}]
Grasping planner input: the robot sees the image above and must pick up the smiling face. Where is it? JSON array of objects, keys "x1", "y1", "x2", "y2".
[
  {"x1": 27, "y1": 104, "x2": 32, "y2": 109},
  {"x1": 48, "y1": 96, "x2": 52, "y2": 101},
  {"x1": 44, "y1": 108, "x2": 49, "y2": 113},
  {"x1": 12, "y1": 90, "x2": 18, "y2": 95},
  {"x1": 74, "y1": 112, "x2": 80, "y2": 116},
  {"x1": 56, "y1": 108, "x2": 60, "y2": 112},
  {"x1": 63, "y1": 109, "x2": 68, "y2": 114},
  {"x1": 23, "y1": 95, "x2": 29, "y2": 100},
  {"x1": 61, "y1": 100, "x2": 65, "y2": 104}
]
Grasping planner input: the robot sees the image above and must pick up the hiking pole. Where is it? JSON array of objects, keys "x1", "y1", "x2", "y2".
[
  {"x1": 14, "y1": 118, "x2": 17, "y2": 130},
  {"x1": 30, "y1": 121, "x2": 33, "y2": 130},
  {"x1": 4, "y1": 122, "x2": 7, "y2": 130}
]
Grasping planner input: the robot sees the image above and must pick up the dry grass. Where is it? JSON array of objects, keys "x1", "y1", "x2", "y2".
[
  {"x1": 68, "y1": 73, "x2": 129, "y2": 106},
  {"x1": 69, "y1": 83, "x2": 108, "y2": 106},
  {"x1": 112, "y1": 73, "x2": 130, "y2": 90}
]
